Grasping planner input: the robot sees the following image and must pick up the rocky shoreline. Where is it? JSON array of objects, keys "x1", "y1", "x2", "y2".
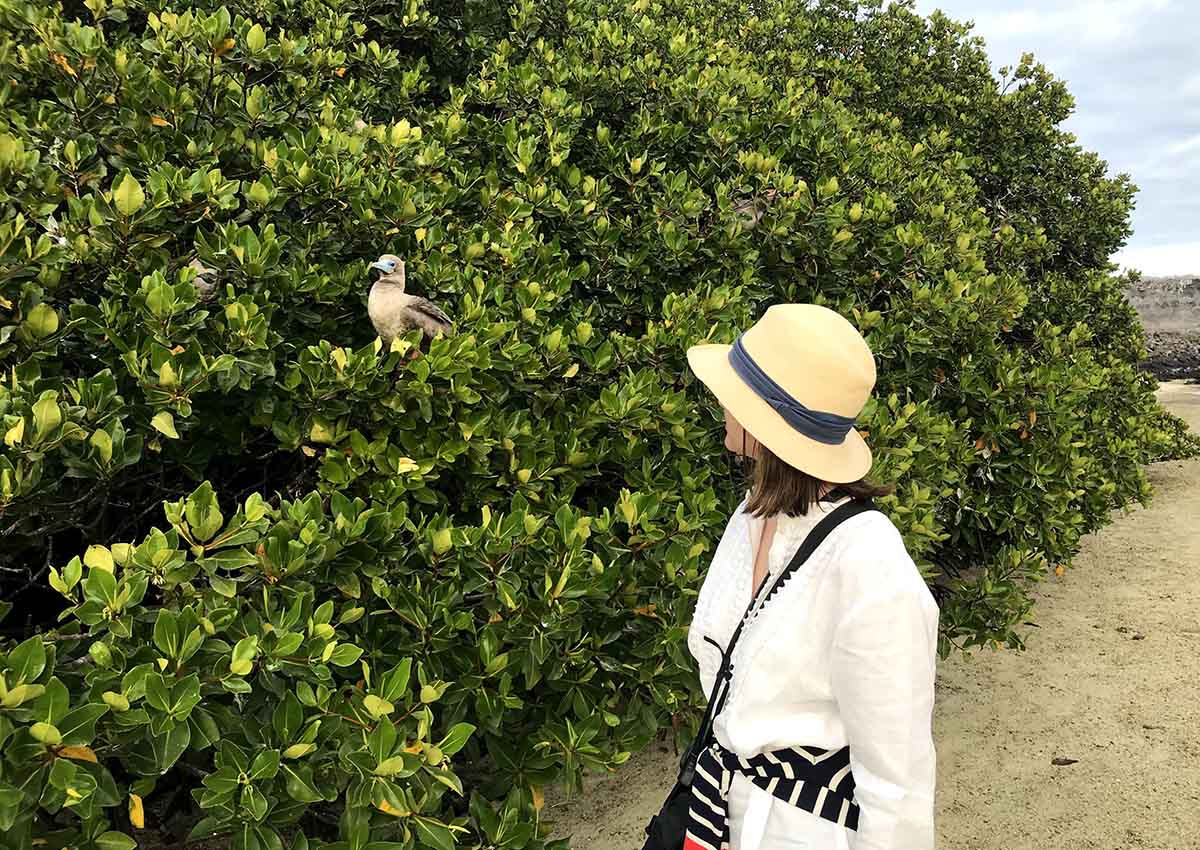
[
  {"x1": 1141, "y1": 331, "x2": 1200, "y2": 382},
  {"x1": 1126, "y1": 275, "x2": 1200, "y2": 382}
]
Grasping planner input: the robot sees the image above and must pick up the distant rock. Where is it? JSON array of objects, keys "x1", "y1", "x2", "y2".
[{"x1": 1123, "y1": 275, "x2": 1200, "y2": 381}]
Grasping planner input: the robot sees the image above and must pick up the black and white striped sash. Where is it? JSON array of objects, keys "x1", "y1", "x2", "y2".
[{"x1": 683, "y1": 740, "x2": 859, "y2": 850}]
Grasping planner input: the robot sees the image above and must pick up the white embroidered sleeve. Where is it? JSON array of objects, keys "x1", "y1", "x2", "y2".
[{"x1": 830, "y1": 563, "x2": 939, "y2": 850}]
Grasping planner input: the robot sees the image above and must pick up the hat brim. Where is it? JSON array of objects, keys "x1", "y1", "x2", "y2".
[{"x1": 686, "y1": 343, "x2": 873, "y2": 484}]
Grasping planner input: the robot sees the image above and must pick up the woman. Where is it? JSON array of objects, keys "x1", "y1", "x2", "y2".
[{"x1": 682, "y1": 303, "x2": 939, "y2": 850}]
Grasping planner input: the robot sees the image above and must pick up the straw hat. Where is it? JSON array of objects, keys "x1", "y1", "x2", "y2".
[{"x1": 686, "y1": 303, "x2": 876, "y2": 483}]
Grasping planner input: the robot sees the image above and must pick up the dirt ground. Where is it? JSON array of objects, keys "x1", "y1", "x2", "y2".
[{"x1": 543, "y1": 381, "x2": 1200, "y2": 850}]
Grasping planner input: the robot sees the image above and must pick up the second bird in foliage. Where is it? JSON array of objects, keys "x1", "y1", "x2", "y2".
[{"x1": 367, "y1": 254, "x2": 454, "y2": 346}]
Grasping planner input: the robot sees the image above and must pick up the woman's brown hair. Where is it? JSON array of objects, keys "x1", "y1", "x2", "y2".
[{"x1": 743, "y1": 441, "x2": 894, "y2": 518}]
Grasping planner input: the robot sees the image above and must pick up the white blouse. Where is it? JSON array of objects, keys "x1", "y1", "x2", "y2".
[{"x1": 686, "y1": 495, "x2": 940, "y2": 850}]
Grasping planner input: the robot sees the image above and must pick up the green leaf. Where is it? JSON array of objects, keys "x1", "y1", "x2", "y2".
[
  {"x1": 412, "y1": 816, "x2": 457, "y2": 850},
  {"x1": 151, "y1": 411, "x2": 179, "y2": 439},
  {"x1": 112, "y1": 172, "x2": 145, "y2": 216},
  {"x1": 328, "y1": 644, "x2": 363, "y2": 667},
  {"x1": 372, "y1": 756, "x2": 408, "y2": 777},
  {"x1": 426, "y1": 766, "x2": 464, "y2": 796},
  {"x1": 96, "y1": 832, "x2": 137, "y2": 850},
  {"x1": 36, "y1": 677, "x2": 70, "y2": 724},
  {"x1": 379, "y1": 659, "x2": 412, "y2": 701},
  {"x1": 282, "y1": 765, "x2": 323, "y2": 803},
  {"x1": 144, "y1": 673, "x2": 171, "y2": 712},
  {"x1": 154, "y1": 609, "x2": 180, "y2": 658},
  {"x1": 58, "y1": 704, "x2": 108, "y2": 745},
  {"x1": 249, "y1": 749, "x2": 280, "y2": 780},
  {"x1": 203, "y1": 766, "x2": 241, "y2": 796},
  {"x1": 185, "y1": 482, "x2": 224, "y2": 542},
  {"x1": 202, "y1": 547, "x2": 257, "y2": 570},
  {"x1": 341, "y1": 803, "x2": 369, "y2": 850},
  {"x1": 7, "y1": 635, "x2": 46, "y2": 683},
  {"x1": 0, "y1": 782, "x2": 22, "y2": 830},
  {"x1": 83, "y1": 566, "x2": 118, "y2": 606},
  {"x1": 436, "y1": 722, "x2": 475, "y2": 756},
  {"x1": 179, "y1": 627, "x2": 205, "y2": 664},
  {"x1": 272, "y1": 696, "x2": 302, "y2": 749},
  {"x1": 191, "y1": 706, "x2": 222, "y2": 749},
  {"x1": 129, "y1": 721, "x2": 191, "y2": 775}
]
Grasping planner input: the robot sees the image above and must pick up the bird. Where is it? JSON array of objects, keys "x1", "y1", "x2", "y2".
[
  {"x1": 732, "y1": 188, "x2": 780, "y2": 231},
  {"x1": 367, "y1": 254, "x2": 454, "y2": 346},
  {"x1": 188, "y1": 258, "x2": 219, "y2": 302}
]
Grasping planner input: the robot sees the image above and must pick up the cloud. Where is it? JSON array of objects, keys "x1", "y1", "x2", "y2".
[
  {"x1": 1112, "y1": 242, "x2": 1200, "y2": 276},
  {"x1": 969, "y1": 0, "x2": 1172, "y2": 44},
  {"x1": 1167, "y1": 134, "x2": 1200, "y2": 156}
]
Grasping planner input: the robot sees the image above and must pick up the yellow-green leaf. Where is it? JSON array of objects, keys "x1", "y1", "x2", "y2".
[
  {"x1": 308, "y1": 418, "x2": 335, "y2": 444},
  {"x1": 102, "y1": 691, "x2": 130, "y2": 712},
  {"x1": 84, "y1": 545, "x2": 114, "y2": 573},
  {"x1": 112, "y1": 172, "x2": 145, "y2": 216},
  {"x1": 4, "y1": 418, "x2": 24, "y2": 447},
  {"x1": 32, "y1": 395, "x2": 62, "y2": 437},
  {"x1": 431, "y1": 528, "x2": 452, "y2": 555},
  {"x1": 150, "y1": 411, "x2": 179, "y2": 439},
  {"x1": 1, "y1": 684, "x2": 44, "y2": 708},
  {"x1": 90, "y1": 428, "x2": 113, "y2": 464},
  {"x1": 157, "y1": 361, "x2": 177, "y2": 388},
  {"x1": 394, "y1": 457, "x2": 419, "y2": 473},
  {"x1": 373, "y1": 756, "x2": 408, "y2": 776},
  {"x1": 246, "y1": 23, "x2": 267, "y2": 52},
  {"x1": 30, "y1": 722, "x2": 62, "y2": 746},
  {"x1": 24, "y1": 303, "x2": 59, "y2": 339},
  {"x1": 363, "y1": 695, "x2": 394, "y2": 718},
  {"x1": 247, "y1": 180, "x2": 271, "y2": 206}
]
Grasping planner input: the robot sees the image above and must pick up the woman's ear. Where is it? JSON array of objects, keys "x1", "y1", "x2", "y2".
[{"x1": 723, "y1": 407, "x2": 759, "y2": 457}]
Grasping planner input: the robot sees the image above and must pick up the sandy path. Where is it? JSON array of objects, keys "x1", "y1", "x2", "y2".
[{"x1": 543, "y1": 381, "x2": 1200, "y2": 850}]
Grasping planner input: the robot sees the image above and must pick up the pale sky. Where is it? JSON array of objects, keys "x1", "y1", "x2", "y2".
[{"x1": 912, "y1": 0, "x2": 1199, "y2": 277}]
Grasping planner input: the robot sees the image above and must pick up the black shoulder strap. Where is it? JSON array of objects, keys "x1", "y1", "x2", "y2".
[{"x1": 678, "y1": 497, "x2": 878, "y2": 783}]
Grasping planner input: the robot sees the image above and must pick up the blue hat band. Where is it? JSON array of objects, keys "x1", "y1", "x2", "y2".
[{"x1": 727, "y1": 335, "x2": 857, "y2": 445}]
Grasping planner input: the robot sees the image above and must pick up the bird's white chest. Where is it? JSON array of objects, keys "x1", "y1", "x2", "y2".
[{"x1": 368, "y1": 284, "x2": 412, "y2": 337}]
